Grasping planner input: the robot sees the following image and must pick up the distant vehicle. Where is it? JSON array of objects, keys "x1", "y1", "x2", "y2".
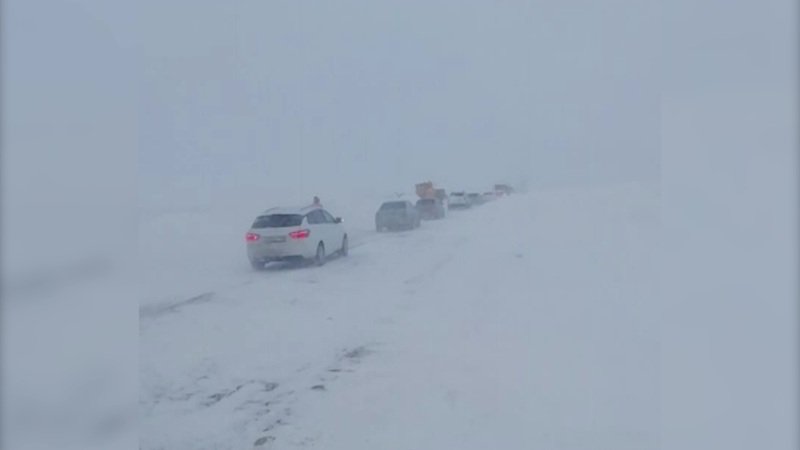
[
  {"x1": 375, "y1": 200, "x2": 421, "y2": 231},
  {"x1": 416, "y1": 182, "x2": 448, "y2": 208},
  {"x1": 467, "y1": 193, "x2": 483, "y2": 206},
  {"x1": 416, "y1": 198, "x2": 446, "y2": 220},
  {"x1": 246, "y1": 206, "x2": 348, "y2": 269},
  {"x1": 415, "y1": 181, "x2": 435, "y2": 199},
  {"x1": 434, "y1": 188, "x2": 448, "y2": 208},
  {"x1": 494, "y1": 184, "x2": 513, "y2": 196},
  {"x1": 482, "y1": 191, "x2": 497, "y2": 202},
  {"x1": 449, "y1": 192, "x2": 470, "y2": 209}
]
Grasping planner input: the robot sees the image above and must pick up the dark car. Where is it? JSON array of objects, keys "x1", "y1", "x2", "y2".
[
  {"x1": 467, "y1": 193, "x2": 484, "y2": 206},
  {"x1": 416, "y1": 198, "x2": 446, "y2": 220},
  {"x1": 375, "y1": 200, "x2": 421, "y2": 231}
]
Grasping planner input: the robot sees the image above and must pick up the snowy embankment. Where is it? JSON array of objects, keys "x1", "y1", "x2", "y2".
[{"x1": 140, "y1": 183, "x2": 659, "y2": 449}]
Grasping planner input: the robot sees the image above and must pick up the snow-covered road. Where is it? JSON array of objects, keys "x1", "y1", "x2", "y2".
[{"x1": 140, "y1": 185, "x2": 659, "y2": 449}]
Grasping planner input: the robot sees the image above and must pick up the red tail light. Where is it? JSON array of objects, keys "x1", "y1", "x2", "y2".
[
  {"x1": 245, "y1": 232, "x2": 260, "y2": 242},
  {"x1": 289, "y1": 229, "x2": 310, "y2": 240}
]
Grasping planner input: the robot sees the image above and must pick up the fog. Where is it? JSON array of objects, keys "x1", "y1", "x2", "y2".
[
  {"x1": 137, "y1": 0, "x2": 659, "y2": 208},
  {"x1": 4, "y1": 0, "x2": 660, "y2": 210},
  {"x1": 1, "y1": 0, "x2": 796, "y2": 449}
]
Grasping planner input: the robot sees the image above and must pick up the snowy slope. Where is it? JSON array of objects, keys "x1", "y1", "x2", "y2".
[{"x1": 139, "y1": 184, "x2": 659, "y2": 449}]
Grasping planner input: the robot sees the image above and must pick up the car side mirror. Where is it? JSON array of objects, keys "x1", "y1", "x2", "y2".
[{"x1": 334, "y1": 217, "x2": 342, "y2": 224}]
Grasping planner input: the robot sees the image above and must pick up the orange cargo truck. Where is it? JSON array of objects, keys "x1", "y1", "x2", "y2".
[{"x1": 415, "y1": 181, "x2": 435, "y2": 199}]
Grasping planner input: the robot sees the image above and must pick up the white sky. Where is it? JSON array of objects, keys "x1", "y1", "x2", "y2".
[
  {"x1": 3, "y1": 0, "x2": 661, "y2": 208},
  {"x1": 134, "y1": 0, "x2": 660, "y2": 203}
]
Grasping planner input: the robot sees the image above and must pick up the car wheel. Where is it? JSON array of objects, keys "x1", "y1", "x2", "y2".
[
  {"x1": 340, "y1": 235, "x2": 349, "y2": 257},
  {"x1": 250, "y1": 259, "x2": 265, "y2": 270},
  {"x1": 314, "y1": 242, "x2": 326, "y2": 266}
]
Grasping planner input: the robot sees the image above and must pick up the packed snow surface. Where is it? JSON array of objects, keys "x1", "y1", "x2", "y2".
[{"x1": 140, "y1": 184, "x2": 659, "y2": 449}]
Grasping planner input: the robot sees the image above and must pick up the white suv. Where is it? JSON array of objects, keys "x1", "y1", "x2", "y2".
[
  {"x1": 246, "y1": 206, "x2": 348, "y2": 269},
  {"x1": 448, "y1": 192, "x2": 470, "y2": 209}
]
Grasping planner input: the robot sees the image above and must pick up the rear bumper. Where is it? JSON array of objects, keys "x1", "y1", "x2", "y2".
[
  {"x1": 376, "y1": 215, "x2": 414, "y2": 226},
  {"x1": 257, "y1": 255, "x2": 306, "y2": 263},
  {"x1": 247, "y1": 240, "x2": 314, "y2": 261}
]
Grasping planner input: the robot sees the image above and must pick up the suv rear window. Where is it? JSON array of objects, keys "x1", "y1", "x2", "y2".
[
  {"x1": 251, "y1": 214, "x2": 303, "y2": 228},
  {"x1": 417, "y1": 199, "x2": 435, "y2": 206},
  {"x1": 380, "y1": 201, "x2": 406, "y2": 210}
]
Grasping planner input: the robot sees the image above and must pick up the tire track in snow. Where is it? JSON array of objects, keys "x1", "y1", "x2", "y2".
[
  {"x1": 141, "y1": 206, "x2": 491, "y2": 448},
  {"x1": 140, "y1": 230, "x2": 382, "y2": 320},
  {"x1": 248, "y1": 344, "x2": 376, "y2": 448}
]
